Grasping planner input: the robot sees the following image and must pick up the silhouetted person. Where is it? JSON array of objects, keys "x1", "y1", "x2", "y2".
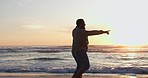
[{"x1": 72, "y1": 19, "x2": 110, "y2": 78}]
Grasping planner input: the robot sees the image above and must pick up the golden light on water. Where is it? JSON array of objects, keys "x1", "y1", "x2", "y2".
[
  {"x1": 120, "y1": 76, "x2": 137, "y2": 78},
  {"x1": 122, "y1": 47, "x2": 140, "y2": 58},
  {"x1": 120, "y1": 53, "x2": 138, "y2": 61},
  {"x1": 126, "y1": 53, "x2": 137, "y2": 58},
  {"x1": 128, "y1": 76, "x2": 137, "y2": 78}
]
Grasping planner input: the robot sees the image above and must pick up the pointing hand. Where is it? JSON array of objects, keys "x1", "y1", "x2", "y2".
[{"x1": 106, "y1": 30, "x2": 110, "y2": 35}]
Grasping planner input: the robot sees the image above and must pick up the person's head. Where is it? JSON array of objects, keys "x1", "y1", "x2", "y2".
[{"x1": 76, "y1": 19, "x2": 86, "y2": 29}]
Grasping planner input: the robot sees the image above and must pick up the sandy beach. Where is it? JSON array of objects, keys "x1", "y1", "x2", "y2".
[{"x1": 0, "y1": 73, "x2": 147, "y2": 78}]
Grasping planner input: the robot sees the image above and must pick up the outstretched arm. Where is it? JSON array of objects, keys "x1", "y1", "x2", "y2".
[{"x1": 86, "y1": 30, "x2": 110, "y2": 36}]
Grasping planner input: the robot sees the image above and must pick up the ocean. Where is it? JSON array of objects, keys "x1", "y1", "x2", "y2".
[{"x1": 0, "y1": 45, "x2": 148, "y2": 75}]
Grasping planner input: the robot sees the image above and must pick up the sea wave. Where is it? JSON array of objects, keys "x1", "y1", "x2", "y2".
[
  {"x1": 0, "y1": 67, "x2": 147, "y2": 74},
  {"x1": 28, "y1": 57, "x2": 65, "y2": 61},
  {"x1": 0, "y1": 45, "x2": 148, "y2": 53},
  {"x1": 0, "y1": 45, "x2": 148, "y2": 75},
  {"x1": 0, "y1": 46, "x2": 69, "y2": 53}
]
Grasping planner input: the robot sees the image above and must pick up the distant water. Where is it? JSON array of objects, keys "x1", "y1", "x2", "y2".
[{"x1": 0, "y1": 45, "x2": 148, "y2": 74}]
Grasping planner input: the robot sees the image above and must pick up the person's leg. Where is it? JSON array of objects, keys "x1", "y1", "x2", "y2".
[
  {"x1": 76, "y1": 51, "x2": 90, "y2": 77},
  {"x1": 72, "y1": 50, "x2": 90, "y2": 78},
  {"x1": 72, "y1": 52, "x2": 82, "y2": 78}
]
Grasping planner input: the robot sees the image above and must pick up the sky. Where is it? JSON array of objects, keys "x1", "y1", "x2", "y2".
[{"x1": 0, "y1": 0, "x2": 148, "y2": 46}]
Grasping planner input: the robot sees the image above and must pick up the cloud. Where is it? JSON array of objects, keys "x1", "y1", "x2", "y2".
[
  {"x1": 28, "y1": 0, "x2": 34, "y2": 2},
  {"x1": 16, "y1": 0, "x2": 34, "y2": 7},
  {"x1": 57, "y1": 26, "x2": 73, "y2": 33},
  {"x1": 20, "y1": 0, "x2": 34, "y2": 2},
  {"x1": 17, "y1": 2, "x2": 24, "y2": 7},
  {"x1": 22, "y1": 24, "x2": 43, "y2": 29}
]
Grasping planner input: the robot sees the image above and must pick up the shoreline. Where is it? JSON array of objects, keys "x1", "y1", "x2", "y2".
[{"x1": 0, "y1": 73, "x2": 147, "y2": 78}]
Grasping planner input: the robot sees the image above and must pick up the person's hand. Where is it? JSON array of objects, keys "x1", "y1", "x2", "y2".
[{"x1": 106, "y1": 30, "x2": 110, "y2": 35}]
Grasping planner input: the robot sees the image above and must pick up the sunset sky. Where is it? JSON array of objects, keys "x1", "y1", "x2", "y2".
[{"x1": 0, "y1": 0, "x2": 148, "y2": 46}]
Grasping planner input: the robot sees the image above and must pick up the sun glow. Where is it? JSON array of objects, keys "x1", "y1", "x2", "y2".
[
  {"x1": 103, "y1": 0, "x2": 148, "y2": 46},
  {"x1": 0, "y1": 0, "x2": 148, "y2": 46},
  {"x1": 112, "y1": 35, "x2": 147, "y2": 46}
]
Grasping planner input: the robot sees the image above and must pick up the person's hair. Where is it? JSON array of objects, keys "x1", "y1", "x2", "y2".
[{"x1": 76, "y1": 19, "x2": 84, "y2": 26}]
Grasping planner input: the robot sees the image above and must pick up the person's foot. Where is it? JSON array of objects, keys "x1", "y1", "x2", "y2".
[{"x1": 72, "y1": 74, "x2": 82, "y2": 78}]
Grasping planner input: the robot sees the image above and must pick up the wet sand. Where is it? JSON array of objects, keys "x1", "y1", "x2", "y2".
[{"x1": 0, "y1": 73, "x2": 147, "y2": 78}]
